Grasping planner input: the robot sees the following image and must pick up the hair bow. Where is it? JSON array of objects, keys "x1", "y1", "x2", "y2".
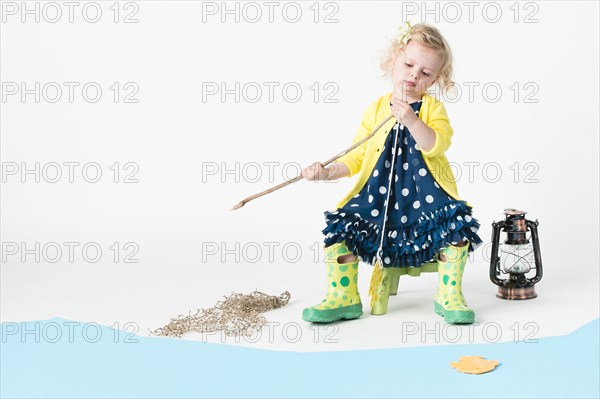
[{"x1": 398, "y1": 21, "x2": 412, "y2": 45}]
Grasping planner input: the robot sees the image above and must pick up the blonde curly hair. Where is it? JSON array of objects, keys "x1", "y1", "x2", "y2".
[{"x1": 379, "y1": 23, "x2": 455, "y2": 96}]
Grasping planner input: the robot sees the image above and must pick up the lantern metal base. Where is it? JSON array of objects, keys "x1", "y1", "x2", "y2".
[{"x1": 497, "y1": 285, "x2": 537, "y2": 300}]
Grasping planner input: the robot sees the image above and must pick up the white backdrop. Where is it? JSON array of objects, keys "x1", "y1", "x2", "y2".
[{"x1": 1, "y1": 1, "x2": 598, "y2": 351}]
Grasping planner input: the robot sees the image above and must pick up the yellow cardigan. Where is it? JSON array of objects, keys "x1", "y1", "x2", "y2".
[{"x1": 335, "y1": 92, "x2": 472, "y2": 209}]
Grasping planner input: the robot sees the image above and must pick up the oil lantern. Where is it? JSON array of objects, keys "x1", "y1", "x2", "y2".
[{"x1": 490, "y1": 209, "x2": 543, "y2": 300}]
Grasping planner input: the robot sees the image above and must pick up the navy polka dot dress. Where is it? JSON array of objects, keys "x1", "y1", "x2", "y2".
[{"x1": 322, "y1": 99, "x2": 483, "y2": 268}]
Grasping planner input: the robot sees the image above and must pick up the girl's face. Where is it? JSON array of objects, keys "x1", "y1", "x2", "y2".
[{"x1": 392, "y1": 40, "x2": 443, "y2": 101}]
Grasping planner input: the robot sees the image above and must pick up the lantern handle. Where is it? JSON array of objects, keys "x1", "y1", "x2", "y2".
[
  {"x1": 489, "y1": 220, "x2": 505, "y2": 286},
  {"x1": 526, "y1": 219, "x2": 543, "y2": 284}
]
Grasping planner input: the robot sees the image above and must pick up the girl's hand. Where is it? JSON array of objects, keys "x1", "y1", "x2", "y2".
[
  {"x1": 390, "y1": 96, "x2": 418, "y2": 127},
  {"x1": 302, "y1": 162, "x2": 330, "y2": 181}
]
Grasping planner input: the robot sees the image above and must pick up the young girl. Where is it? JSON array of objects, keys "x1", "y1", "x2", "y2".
[{"x1": 301, "y1": 22, "x2": 483, "y2": 325}]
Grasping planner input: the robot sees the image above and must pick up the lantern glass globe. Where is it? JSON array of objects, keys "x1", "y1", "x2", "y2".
[{"x1": 501, "y1": 243, "x2": 534, "y2": 274}]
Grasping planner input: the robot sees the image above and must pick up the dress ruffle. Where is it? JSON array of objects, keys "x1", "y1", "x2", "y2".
[{"x1": 322, "y1": 199, "x2": 483, "y2": 268}]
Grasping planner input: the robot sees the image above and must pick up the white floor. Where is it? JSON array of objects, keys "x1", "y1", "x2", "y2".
[{"x1": 2, "y1": 218, "x2": 598, "y2": 352}]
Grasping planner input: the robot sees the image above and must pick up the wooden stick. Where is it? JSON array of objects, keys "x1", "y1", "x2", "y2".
[{"x1": 230, "y1": 114, "x2": 395, "y2": 211}]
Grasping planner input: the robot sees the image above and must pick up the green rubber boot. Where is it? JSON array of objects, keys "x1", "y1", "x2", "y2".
[
  {"x1": 302, "y1": 242, "x2": 363, "y2": 323},
  {"x1": 434, "y1": 241, "x2": 475, "y2": 324}
]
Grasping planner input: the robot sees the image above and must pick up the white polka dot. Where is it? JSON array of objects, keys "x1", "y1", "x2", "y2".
[
  {"x1": 384, "y1": 257, "x2": 391, "y2": 264},
  {"x1": 371, "y1": 209, "x2": 379, "y2": 217},
  {"x1": 434, "y1": 182, "x2": 440, "y2": 188},
  {"x1": 403, "y1": 137, "x2": 408, "y2": 145},
  {"x1": 419, "y1": 168, "x2": 427, "y2": 177},
  {"x1": 401, "y1": 188, "x2": 409, "y2": 196},
  {"x1": 415, "y1": 143, "x2": 420, "y2": 150},
  {"x1": 416, "y1": 186, "x2": 420, "y2": 193},
  {"x1": 394, "y1": 202, "x2": 399, "y2": 210},
  {"x1": 403, "y1": 163, "x2": 409, "y2": 170},
  {"x1": 401, "y1": 215, "x2": 408, "y2": 223},
  {"x1": 414, "y1": 244, "x2": 419, "y2": 251},
  {"x1": 395, "y1": 175, "x2": 398, "y2": 182},
  {"x1": 368, "y1": 195, "x2": 373, "y2": 203},
  {"x1": 450, "y1": 222, "x2": 456, "y2": 229},
  {"x1": 409, "y1": 148, "x2": 412, "y2": 154},
  {"x1": 391, "y1": 231, "x2": 398, "y2": 238},
  {"x1": 384, "y1": 200, "x2": 387, "y2": 206},
  {"x1": 465, "y1": 215, "x2": 472, "y2": 222},
  {"x1": 385, "y1": 160, "x2": 391, "y2": 168},
  {"x1": 413, "y1": 200, "x2": 421, "y2": 209},
  {"x1": 351, "y1": 203, "x2": 359, "y2": 207},
  {"x1": 426, "y1": 195, "x2": 434, "y2": 203},
  {"x1": 379, "y1": 186, "x2": 387, "y2": 194},
  {"x1": 457, "y1": 215, "x2": 463, "y2": 220},
  {"x1": 470, "y1": 226, "x2": 478, "y2": 232},
  {"x1": 353, "y1": 194, "x2": 359, "y2": 198},
  {"x1": 373, "y1": 170, "x2": 379, "y2": 177},
  {"x1": 397, "y1": 147, "x2": 402, "y2": 156}
]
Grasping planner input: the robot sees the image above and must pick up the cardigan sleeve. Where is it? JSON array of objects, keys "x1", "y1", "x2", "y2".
[
  {"x1": 336, "y1": 97, "x2": 380, "y2": 177},
  {"x1": 420, "y1": 100, "x2": 454, "y2": 158}
]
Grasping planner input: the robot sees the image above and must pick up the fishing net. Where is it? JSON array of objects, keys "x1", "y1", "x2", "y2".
[{"x1": 150, "y1": 290, "x2": 291, "y2": 338}]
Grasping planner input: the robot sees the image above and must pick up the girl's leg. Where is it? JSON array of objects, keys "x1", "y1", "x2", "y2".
[{"x1": 338, "y1": 253, "x2": 357, "y2": 263}]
